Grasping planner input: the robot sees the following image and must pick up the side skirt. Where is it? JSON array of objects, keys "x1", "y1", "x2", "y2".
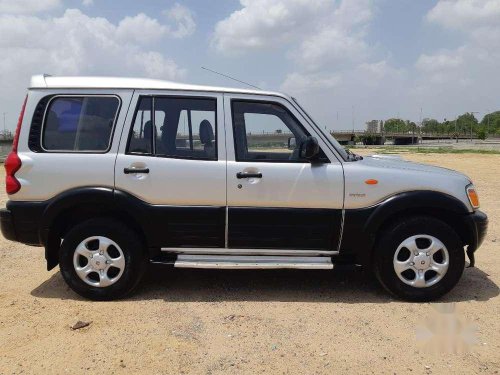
[{"x1": 174, "y1": 254, "x2": 333, "y2": 270}]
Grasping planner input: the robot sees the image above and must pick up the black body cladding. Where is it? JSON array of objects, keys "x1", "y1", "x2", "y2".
[
  {"x1": 340, "y1": 191, "x2": 487, "y2": 266},
  {"x1": 0, "y1": 188, "x2": 487, "y2": 270},
  {"x1": 228, "y1": 207, "x2": 342, "y2": 249}
]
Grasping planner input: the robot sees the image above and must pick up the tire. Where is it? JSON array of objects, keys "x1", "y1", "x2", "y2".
[
  {"x1": 373, "y1": 216, "x2": 465, "y2": 302},
  {"x1": 59, "y1": 218, "x2": 147, "y2": 301}
]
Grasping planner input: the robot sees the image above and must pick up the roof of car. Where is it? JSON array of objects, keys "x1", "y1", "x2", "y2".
[{"x1": 29, "y1": 74, "x2": 287, "y2": 98}]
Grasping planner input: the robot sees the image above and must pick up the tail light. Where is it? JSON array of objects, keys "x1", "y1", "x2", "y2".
[{"x1": 5, "y1": 95, "x2": 27, "y2": 195}]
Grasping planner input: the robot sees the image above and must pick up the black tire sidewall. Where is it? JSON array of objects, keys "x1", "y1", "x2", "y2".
[
  {"x1": 59, "y1": 218, "x2": 146, "y2": 300},
  {"x1": 375, "y1": 216, "x2": 465, "y2": 302}
]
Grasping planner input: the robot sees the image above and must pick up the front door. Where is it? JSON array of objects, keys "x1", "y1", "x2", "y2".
[
  {"x1": 115, "y1": 91, "x2": 226, "y2": 248},
  {"x1": 224, "y1": 94, "x2": 344, "y2": 251}
]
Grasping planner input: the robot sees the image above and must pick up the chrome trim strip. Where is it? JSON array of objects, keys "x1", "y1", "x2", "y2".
[
  {"x1": 161, "y1": 247, "x2": 339, "y2": 256},
  {"x1": 174, "y1": 254, "x2": 333, "y2": 270}
]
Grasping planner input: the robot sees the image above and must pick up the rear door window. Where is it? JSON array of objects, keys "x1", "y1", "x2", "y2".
[
  {"x1": 42, "y1": 96, "x2": 120, "y2": 152},
  {"x1": 126, "y1": 96, "x2": 217, "y2": 160}
]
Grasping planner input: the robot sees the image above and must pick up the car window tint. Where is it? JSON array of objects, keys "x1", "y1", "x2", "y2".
[
  {"x1": 42, "y1": 96, "x2": 119, "y2": 152},
  {"x1": 231, "y1": 101, "x2": 309, "y2": 162},
  {"x1": 154, "y1": 97, "x2": 217, "y2": 160},
  {"x1": 128, "y1": 97, "x2": 153, "y2": 154}
]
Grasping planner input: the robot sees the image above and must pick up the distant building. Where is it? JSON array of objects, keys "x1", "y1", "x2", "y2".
[{"x1": 366, "y1": 120, "x2": 380, "y2": 133}]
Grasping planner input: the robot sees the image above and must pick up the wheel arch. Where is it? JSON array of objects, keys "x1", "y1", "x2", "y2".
[
  {"x1": 341, "y1": 191, "x2": 473, "y2": 267},
  {"x1": 42, "y1": 187, "x2": 149, "y2": 270}
]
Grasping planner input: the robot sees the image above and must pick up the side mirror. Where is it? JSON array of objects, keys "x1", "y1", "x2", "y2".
[
  {"x1": 300, "y1": 136, "x2": 320, "y2": 160},
  {"x1": 287, "y1": 137, "x2": 296, "y2": 150}
]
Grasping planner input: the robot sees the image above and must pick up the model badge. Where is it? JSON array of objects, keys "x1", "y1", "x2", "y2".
[{"x1": 349, "y1": 193, "x2": 366, "y2": 197}]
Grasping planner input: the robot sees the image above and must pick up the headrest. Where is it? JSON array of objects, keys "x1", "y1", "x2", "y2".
[
  {"x1": 143, "y1": 121, "x2": 153, "y2": 138},
  {"x1": 199, "y1": 120, "x2": 214, "y2": 144}
]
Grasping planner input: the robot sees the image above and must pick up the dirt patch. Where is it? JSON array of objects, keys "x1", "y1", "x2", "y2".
[{"x1": 0, "y1": 152, "x2": 498, "y2": 374}]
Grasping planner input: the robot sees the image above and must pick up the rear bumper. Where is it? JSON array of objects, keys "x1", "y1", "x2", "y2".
[
  {"x1": 0, "y1": 201, "x2": 46, "y2": 246},
  {"x1": 0, "y1": 209, "x2": 16, "y2": 241},
  {"x1": 467, "y1": 210, "x2": 488, "y2": 252}
]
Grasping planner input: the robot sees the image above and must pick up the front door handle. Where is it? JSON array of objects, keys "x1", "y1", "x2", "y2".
[
  {"x1": 236, "y1": 172, "x2": 262, "y2": 179},
  {"x1": 124, "y1": 167, "x2": 150, "y2": 174}
]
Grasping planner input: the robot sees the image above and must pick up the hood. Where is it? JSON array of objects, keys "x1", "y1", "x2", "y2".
[{"x1": 362, "y1": 155, "x2": 471, "y2": 180}]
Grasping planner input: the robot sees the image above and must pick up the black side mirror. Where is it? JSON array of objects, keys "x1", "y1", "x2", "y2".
[
  {"x1": 287, "y1": 136, "x2": 296, "y2": 150},
  {"x1": 300, "y1": 136, "x2": 320, "y2": 160}
]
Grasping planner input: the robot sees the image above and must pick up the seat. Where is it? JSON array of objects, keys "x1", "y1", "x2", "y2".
[
  {"x1": 199, "y1": 120, "x2": 215, "y2": 158},
  {"x1": 129, "y1": 121, "x2": 154, "y2": 153}
]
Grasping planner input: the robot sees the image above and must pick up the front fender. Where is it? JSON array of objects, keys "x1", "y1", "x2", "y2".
[{"x1": 340, "y1": 190, "x2": 471, "y2": 267}]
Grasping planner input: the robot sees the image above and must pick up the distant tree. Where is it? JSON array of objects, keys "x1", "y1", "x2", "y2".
[
  {"x1": 421, "y1": 118, "x2": 441, "y2": 134},
  {"x1": 384, "y1": 118, "x2": 407, "y2": 133},
  {"x1": 476, "y1": 128, "x2": 487, "y2": 140},
  {"x1": 481, "y1": 111, "x2": 500, "y2": 134},
  {"x1": 407, "y1": 120, "x2": 418, "y2": 133},
  {"x1": 456, "y1": 112, "x2": 479, "y2": 136}
]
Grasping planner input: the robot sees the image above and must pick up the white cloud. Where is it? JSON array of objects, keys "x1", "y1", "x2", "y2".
[
  {"x1": 164, "y1": 3, "x2": 196, "y2": 38},
  {"x1": 117, "y1": 13, "x2": 168, "y2": 44},
  {"x1": 418, "y1": 0, "x2": 500, "y2": 78},
  {"x1": 213, "y1": 0, "x2": 376, "y2": 94},
  {"x1": 415, "y1": 49, "x2": 465, "y2": 73},
  {"x1": 294, "y1": 27, "x2": 369, "y2": 71},
  {"x1": 281, "y1": 72, "x2": 341, "y2": 93},
  {"x1": 426, "y1": 0, "x2": 500, "y2": 31},
  {"x1": 212, "y1": 0, "x2": 331, "y2": 54},
  {"x1": 0, "y1": 0, "x2": 61, "y2": 14},
  {"x1": 0, "y1": 7, "x2": 192, "y2": 130},
  {"x1": 0, "y1": 9, "x2": 186, "y2": 87},
  {"x1": 409, "y1": 0, "x2": 500, "y2": 119},
  {"x1": 82, "y1": 0, "x2": 94, "y2": 6}
]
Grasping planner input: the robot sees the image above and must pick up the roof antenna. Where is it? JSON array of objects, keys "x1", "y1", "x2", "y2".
[{"x1": 201, "y1": 66, "x2": 262, "y2": 90}]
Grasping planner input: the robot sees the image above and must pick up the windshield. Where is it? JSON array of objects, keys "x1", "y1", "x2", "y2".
[{"x1": 291, "y1": 97, "x2": 349, "y2": 161}]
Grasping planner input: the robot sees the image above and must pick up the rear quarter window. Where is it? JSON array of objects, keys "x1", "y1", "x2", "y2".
[{"x1": 41, "y1": 96, "x2": 120, "y2": 152}]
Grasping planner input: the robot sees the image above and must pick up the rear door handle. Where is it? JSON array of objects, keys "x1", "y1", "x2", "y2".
[
  {"x1": 124, "y1": 167, "x2": 150, "y2": 174},
  {"x1": 236, "y1": 172, "x2": 262, "y2": 179}
]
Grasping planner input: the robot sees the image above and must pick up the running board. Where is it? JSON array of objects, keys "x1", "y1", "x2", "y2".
[{"x1": 174, "y1": 255, "x2": 333, "y2": 270}]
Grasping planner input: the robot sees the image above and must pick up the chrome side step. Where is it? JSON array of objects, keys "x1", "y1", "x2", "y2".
[
  {"x1": 174, "y1": 255, "x2": 333, "y2": 270},
  {"x1": 161, "y1": 247, "x2": 339, "y2": 256}
]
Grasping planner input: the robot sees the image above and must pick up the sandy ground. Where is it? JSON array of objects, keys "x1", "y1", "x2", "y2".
[{"x1": 0, "y1": 152, "x2": 498, "y2": 375}]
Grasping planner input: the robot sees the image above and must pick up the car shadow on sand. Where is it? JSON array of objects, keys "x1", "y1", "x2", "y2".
[{"x1": 31, "y1": 264, "x2": 499, "y2": 303}]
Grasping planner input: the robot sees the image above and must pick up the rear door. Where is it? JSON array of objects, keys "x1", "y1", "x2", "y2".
[
  {"x1": 224, "y1": 94, "x2": 344, "y2": 251},
  {"x1": 115, "y1": 91, "x2": 226, "y2": 248}
]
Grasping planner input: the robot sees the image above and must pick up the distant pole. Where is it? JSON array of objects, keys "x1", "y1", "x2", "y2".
[
  {"x1": 2, "y1": 112, "x2": 5, "y2": 139},
  {"x1": 486, "y1": 109, "x2": 490, "y2": 135},
  {"x1": 471, "y1": 111, "x2": 479, "y2": 142},
  {"x1": 351, "y1": 105, "x2": 354, "y2": 133},
  {"x1": 455, "y1": 117, "x2": 458, "y2": 143}
]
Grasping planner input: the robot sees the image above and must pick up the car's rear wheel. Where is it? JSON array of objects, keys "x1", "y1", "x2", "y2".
[
  {"x1": 374, "y1": 216, "x2": 465, "y2": 301},
  {"x1": 59, "y1": 218, "x2": 147, "y2": 300}
]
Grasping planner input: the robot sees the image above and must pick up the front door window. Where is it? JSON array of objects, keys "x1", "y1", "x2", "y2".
[{"x1": 231, "y1": 101, "x2": 310, "y2": 162}]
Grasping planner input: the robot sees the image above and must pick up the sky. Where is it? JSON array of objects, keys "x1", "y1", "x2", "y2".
[{"x1": 0, "y1": 0, "x2": 499, "y2": 132}]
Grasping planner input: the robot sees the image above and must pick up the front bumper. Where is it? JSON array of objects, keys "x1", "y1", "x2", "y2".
[
  {"x1": 465, "y1": 210, "x2": 488, "y2": 267},
  {"x1": 468, "y1": 210, "x2": 488, "y2": 252}
]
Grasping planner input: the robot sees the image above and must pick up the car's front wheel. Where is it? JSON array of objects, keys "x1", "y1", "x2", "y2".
[
  {"x1": 374, "y1": 216, "x2": 465, "y2": 301},
  {"x1": 59, "y1": 218, "x2": 147, "y2": 300}
]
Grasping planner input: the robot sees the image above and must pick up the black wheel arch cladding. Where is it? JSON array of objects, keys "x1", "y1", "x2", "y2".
[{"x1": 340, "y1": 190, "x2": 473, "y2": 267}]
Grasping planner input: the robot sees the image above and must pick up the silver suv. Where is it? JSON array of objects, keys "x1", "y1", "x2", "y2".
[{"x1": 0, "y1": 74, "x2": 488, "y2": 301}]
